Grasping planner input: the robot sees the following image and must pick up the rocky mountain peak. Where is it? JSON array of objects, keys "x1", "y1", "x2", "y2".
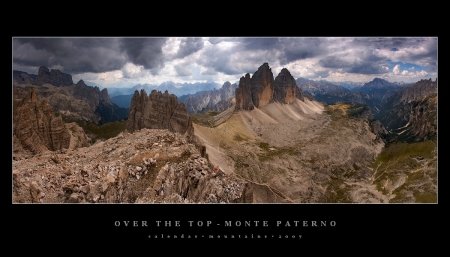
[
  {"x1": 77, "y1": 79, "x2": 86, "y2": 86},
  {"x1": 36, "y1": 66, "x2": 73, "y2": 86},
  {"x1": 274, "y1": 67, "x2": 304, "y2": 103},
  {"x1": 223, "y1": 81, "x2": 231, "y2": 88},
  {"x1": 72, "y1": 79, "x2": 113, "y2": 111},
  {"x1": 235, "y1": 63, "x2": 304, "y2": 110},
  {"x1": 279, "y1": 68, "x2": 290, "y2": 74},
  {"x1": 250, "y1": 63, "x2": 275, "y2": 108},
  {"x1": 127, "y1": 89, "x2": 194, "y2": 141},
  {"x1": 100, "y1": 88, "x2": 109, "y2": 101},
  {"x1": 235, "y1": 73, "x2": 254, "y2": 110}
]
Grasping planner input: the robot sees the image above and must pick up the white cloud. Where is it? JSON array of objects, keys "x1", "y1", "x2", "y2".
[
  {"x1": 419, "y1": 70, "x2": 428, "y2": 76},
  {"x1": 162, "y1": 37, "x2": 181, "y2": 60},
  {"x1": 121, "y1": 62, "x2": 145, "y2": 78},
  {"x1": 393, "y1": 64, "x2": 401, "y2": 74}
]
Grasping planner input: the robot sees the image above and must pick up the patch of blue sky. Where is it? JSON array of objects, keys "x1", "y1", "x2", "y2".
[{"x1": 387, "y1": 60, "x2": 426, "y2": 72}]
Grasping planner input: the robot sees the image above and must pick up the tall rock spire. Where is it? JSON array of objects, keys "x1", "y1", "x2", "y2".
[
  {"x1": 127, "y1": 90, "x2": 194, "y2": 140},
  {"x1": 235, "y1": 63, "x2": 304, "y2": 111}
]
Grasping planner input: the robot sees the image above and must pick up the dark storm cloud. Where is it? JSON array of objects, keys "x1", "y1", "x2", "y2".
[
  {"x1": 348, "y1": 61, "x2": 389, "y2": 74},
  {"x1": 174, "y1": 37, "x2": 204, "y2": 59},
  {"x1": 352, "y1": 37, "x2": 414, "y2": 49},
  {"x1": 197, "y1": 46, "x2": 240, "y2": 75},
  {"x1": 319, "y1": 55, "x2": 353, "y2": 68},
  {"x1": 352, "y1": 37, "x2": 437, "y2": 61},
  {"x1": 322, "y1": 58, "x2": 389, "y2": 75},
  {"x1": 319, "y1": 49, "x2": 388, "y2": 75},
  {"x1": 239, "y1": 38, "x2": 280, "y2": 51},
  {"x1": 118, "y1": 38, "x2": 168, "y2": 74},
  {"x1": 278, "y1": 38, "x2": 327, "y2": 64},
  {"x1": 199, "y1": 38, "x2": 282, "y2": 76},
  {"x1": 207, "y1": 37, "x2": 240, "y2": 45},
  {"x1": 13, "y1": 38, "x2": 126, "y2": 74}
]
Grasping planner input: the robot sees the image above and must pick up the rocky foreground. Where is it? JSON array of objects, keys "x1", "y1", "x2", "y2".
[{"x1": 13, "y1": 129, "x2": 251, "y2": 203}]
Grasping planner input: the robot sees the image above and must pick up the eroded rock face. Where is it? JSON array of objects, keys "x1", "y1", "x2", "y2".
[
  {"x1": 72, "y1": 80, "x2": 112, "y2": 110},
  {"x1": 235, "y1": 63, "x2": 304, "y2": 111},
  {"x1": 235, "y1": 73, "x2": 254, "y2": 111},
  {"x1": 13, "y1": 129, "x2": 251, "y2": 203},
  {"x1": 378, "y1": 78, "x2": 437, "y2": 142},
  {"x1": 274, "y1": 68, "x2": 304, "y2": 103},
  {"x1": 13, "y1": 89, "x2": 90, "y2": 155},
  {"x1": 170, "y1": 102, "x2": 194, "y2": 136},
  {"x1": 13, "y1": 68, "x2": 126, "y2": 125},
  {"x1": 250, "y1": 62, "x2": 275, "y2": 108},
  {"x1": 127, "y1": 90, "x2": 194, "y2": 140}
]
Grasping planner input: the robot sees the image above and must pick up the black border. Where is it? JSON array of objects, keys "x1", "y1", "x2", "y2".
[{"x1": 11, "y1": 13, "x2": 441, "y2": 249}]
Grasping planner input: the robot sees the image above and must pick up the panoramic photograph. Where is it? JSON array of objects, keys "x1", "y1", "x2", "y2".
[{"x1": 12, "y1": 37, "x2": 437, "y2": 203}]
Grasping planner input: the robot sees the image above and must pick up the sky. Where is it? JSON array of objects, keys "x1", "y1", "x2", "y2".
[{"x1": 12, "y1": 37, "x2": 438, "y2": 88}]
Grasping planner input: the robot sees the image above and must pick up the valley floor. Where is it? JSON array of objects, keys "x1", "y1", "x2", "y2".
[{"x1": 193, "y1": 100, "x2": 437, "y2": 203}]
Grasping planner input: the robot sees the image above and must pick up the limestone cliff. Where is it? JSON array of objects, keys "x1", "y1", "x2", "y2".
[
  {"x1": 13, "y1": 68, "x2": 128, "y2": 125},
  {"x1": 13, "y1": 89, "x2": 90, "y2": 155},
  {"x1": 250, "y1": 62, "x2": 275, "y2": 108},
  {"x1": 274, "y1": 68, "x2": 304, "y2": 103},
  {"x1": 235, "y1": 73, "x2": 254, "y2": 110},
  {"x1": 71, "y1": 80, "x2": 111, "y2": 110},
  {"x1": 235, "y1": 63, "x2": 304, "y2": 111},
  {"x1": 127, "y1": 90, "x2": 194, "y2": 140},
  {"x1": 377, "y1": 78, "x2": 437, "y2": 142}
]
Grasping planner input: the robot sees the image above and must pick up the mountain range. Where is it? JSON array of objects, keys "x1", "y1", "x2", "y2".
[
  {"x1": 109, "y1": 81, "x2": 225, "y2": 110},
  {"x1": 376, "y1": 78, "x2": 437, "y2": 142},
  {"x1": 295, "y1": 77, "x2": 349, "y2": 96},
  {"x1": 182, "y1": 81, "x2": 238, "y2": 114},
  {"x1": 12, "y1": 62, "x2": 437, "y2": 204},
  {"x1": 301, "y1": 77, "x2": 412, "y2": 114},
  {"x1": 107, "y1": 81, "x2": 222, "y2": 98}
]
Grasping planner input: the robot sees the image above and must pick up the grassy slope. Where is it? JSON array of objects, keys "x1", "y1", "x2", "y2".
[{"x1": 371, "y1": 139, "x2": 437, "y2": 203}]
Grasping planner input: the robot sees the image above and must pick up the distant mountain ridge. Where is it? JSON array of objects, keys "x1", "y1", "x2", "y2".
[
  {"x1": 309, "y1": 77, "x2": 413, "y2": 114},
  {"x1": 354, "y1": 78, "x2": 410, "y2": 92},
  {"x1": 296, "y1": 77, "x2": 349, "y2": 96},
  {"x1": 107, "y1": 81, "x2": 222, "y2": 98},
  {"x1": 332, "y1": 81, "x2": 365, "y2": 90},
  {"x1": 182, "y1": 81, "x2": 238, "y2": 114}
]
